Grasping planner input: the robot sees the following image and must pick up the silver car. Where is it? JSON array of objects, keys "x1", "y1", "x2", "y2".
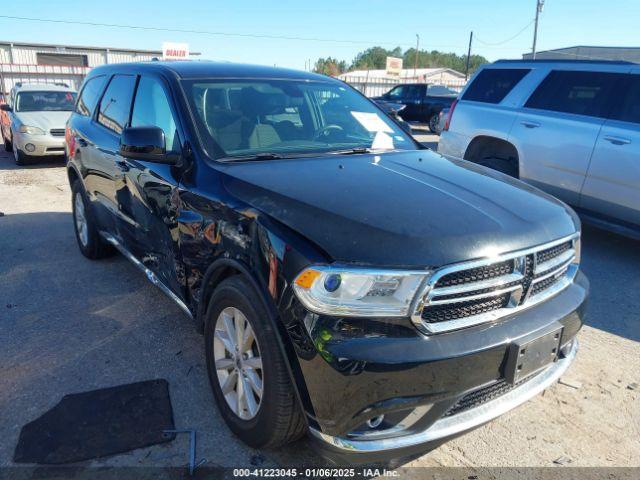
[
  {"x1": 1, "y1": 83, "x2": 77, "y2": 165},
  {"x1": 438, "y1": 60, "x2": 640, "y2": 238}
]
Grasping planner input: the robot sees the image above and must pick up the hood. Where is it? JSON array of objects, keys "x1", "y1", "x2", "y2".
[
  {"x1": 15, "y1": 111, "x2": 72, "y2": 132},
  {"x1": 221, "y1": 150, "x2": 579, "y2": 268}
]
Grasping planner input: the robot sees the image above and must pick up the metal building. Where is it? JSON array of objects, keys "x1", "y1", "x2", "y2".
[
  {"x1": 0, "y1": 40, "x2": 200, "y2": 93},
  {"x1": 522, "y1": 45, "x2": 640, "y2": 63}
]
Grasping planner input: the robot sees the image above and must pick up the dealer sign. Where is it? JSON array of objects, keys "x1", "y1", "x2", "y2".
[{"x1": 162, "y1": 42, "x2": 189, "y2": 60}]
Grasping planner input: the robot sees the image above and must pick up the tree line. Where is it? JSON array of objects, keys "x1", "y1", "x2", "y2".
[{"x1": 314, "y1": 46, "x2": 488, "y2": 77}]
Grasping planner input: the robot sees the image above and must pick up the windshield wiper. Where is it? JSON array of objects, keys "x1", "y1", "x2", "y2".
[
  {"x1": 328, "y1": 147, "x2": 372, "y2": 155},
  {"x1": 219, "y1": 152, "x2": 285, "y2": 162}
]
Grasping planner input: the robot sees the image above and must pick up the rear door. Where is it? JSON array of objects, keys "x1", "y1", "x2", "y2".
[
  {"x1": 69, "y1": 75, "x2": 115, "y2": 229},
  {"x1": 116, "y1": 74, "x2": 185, "y2": 299},
  {"x1": 580, "y1": 71, "x2": 640, "y2": 226},
  {"x1": 511, "y1": 69, "x2": 621, "y2": 205},
  {"x1": 92, "y1": 74, "x2": 137, "y2": 240}
]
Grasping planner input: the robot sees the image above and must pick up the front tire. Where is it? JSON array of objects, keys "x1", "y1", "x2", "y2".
[
  {"x1": 71, "y1": 180, "x2": 113, "y2": 259},
  {"x1": 204, "y1": 276, "x2": 306, "y2": 448},
  {"x1": 13, "y1": 143, "x2": 28, "y2": 166},
  {"x1": 3, "y1": 134, "x2": 11, "y2": 152}
]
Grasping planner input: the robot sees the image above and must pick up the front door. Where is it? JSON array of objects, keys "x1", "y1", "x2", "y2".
[
  {"x1": 116, "y1": 74, "x2": 185, "y2": 300},
  {"x1": 580, "y1": 71, "x2": 640, "y2": 227}
]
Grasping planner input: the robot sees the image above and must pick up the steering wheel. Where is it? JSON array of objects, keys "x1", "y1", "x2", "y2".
[{"x1": 313, "y1": 124, "x2": 344, "y2": 142}]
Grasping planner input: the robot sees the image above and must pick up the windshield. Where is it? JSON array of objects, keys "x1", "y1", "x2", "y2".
[
  {"x1": 182, "y1": 79, "x2": 417, "y2": 160},
  {"x1": 15, "y1": 91, "x2": 77, "y2": 112}
]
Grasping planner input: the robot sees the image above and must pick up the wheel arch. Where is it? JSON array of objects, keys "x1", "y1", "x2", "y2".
[
  {"x1": 196, "y1": 257, "x2": 317, "y2": 425},
  {"x1": 463, "y1": 135, "x2": 521, "y2": 177}
]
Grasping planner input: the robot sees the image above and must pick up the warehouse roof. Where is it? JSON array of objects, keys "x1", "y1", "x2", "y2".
[{"x1": 0, "y1": 40, "x2": 200, "y2": 55}]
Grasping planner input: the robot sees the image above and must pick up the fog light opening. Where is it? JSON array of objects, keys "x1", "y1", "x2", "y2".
[
  {"x1": 25, "y1": 143, "x2": 36, "y2": 153},
  {"x1": 366, "y1": 415, "x2": 385, "y2": 429}
]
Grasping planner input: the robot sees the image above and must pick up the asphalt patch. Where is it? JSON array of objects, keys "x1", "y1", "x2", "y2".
[{"x1": 13, "y1": 379, "x2": 175, "y2": 464}]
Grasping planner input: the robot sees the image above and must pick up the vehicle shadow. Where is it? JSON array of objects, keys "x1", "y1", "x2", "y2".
[
  {"x1": 580, "y1": 223, "x2": 640, "y2": 342},
  {"x1": 0, "y1": 152, "x2": 65, "y2": 171}
]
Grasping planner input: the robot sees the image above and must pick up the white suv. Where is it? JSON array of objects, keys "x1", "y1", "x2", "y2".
[
  {"x1": 1, "y1": 83, "x2": 77, "y2": 165},
  {"x1": 438, "y1": 60, "x2": 640, "y2": 237}
]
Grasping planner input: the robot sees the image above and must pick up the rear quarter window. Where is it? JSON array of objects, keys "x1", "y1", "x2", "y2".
[{"x1": 462, "y1": 68, "x2": 531, "y2": 104}]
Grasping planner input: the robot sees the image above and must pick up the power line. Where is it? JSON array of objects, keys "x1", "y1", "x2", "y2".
[
  {"x1": 0, "y1": 14, "x2": 467, "y2": 50},
  {"x1": 475, "y1": 19, "x2": 535, "y2": 46}
]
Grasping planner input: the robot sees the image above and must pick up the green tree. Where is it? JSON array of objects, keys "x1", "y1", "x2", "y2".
[
  {"x1": 313, "y1": 57, "x2": 348, "y2": 76},
  {"x1": 350, "y1": 46, "x2": 403, "y2": 70}
]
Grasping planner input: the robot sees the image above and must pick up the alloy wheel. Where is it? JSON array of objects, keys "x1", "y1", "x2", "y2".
[
  {"x1": 213, "y1": 306, "x2": 263, "y2": 420},
  {"x1": 74, "y1": 192, "x2": 89, "y2": 247}
]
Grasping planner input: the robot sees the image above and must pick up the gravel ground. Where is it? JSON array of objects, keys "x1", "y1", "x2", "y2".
[{"x1": 0, "y1": 140, "x2": 638, "y2": 470}]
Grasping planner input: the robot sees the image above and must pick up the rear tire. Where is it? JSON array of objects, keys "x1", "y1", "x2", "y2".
[
  {"x1": 71, "y1": 180, "x2": 114, "y2": 259},
  {"x1": 428, "y1": 114, "x2": 439, "y2": 134},
  {"x1": 204, "y1": 275, "x2": 306, "y2": 448}
]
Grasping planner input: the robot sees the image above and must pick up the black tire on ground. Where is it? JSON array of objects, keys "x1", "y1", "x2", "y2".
[
  {"x1": 13, "y1": 148, "x2": 29, "y2": 166},
  {"x1": 204, "y1": 275, "x2": 306, "y2": 448},
  {"x1": 3, "y1": 136, "x2": 11, "y2": 152},
  {"x1": 71, "y1": 179, "x2": 114, "y2": 259},
  {"x1": 428, "y1": 114, "x2": 439, "y2": 134}
]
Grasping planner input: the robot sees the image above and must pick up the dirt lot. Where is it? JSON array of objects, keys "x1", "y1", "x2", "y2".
[{"x1": 0, "y1": 139, "x2": 638, "y2": 470}]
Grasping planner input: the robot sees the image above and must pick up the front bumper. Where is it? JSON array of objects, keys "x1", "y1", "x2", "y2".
[
  {"x1": 310, "y1": 339, "x2": 577, "y2": 463},
  {"x1": 283, "y1": 271, "x2": 588, "y2": 463},
  {"x1": 13, "y1": 131, "x2": 66, "y2": 156}
]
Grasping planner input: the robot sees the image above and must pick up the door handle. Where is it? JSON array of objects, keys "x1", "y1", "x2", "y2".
[
  {"x1": 115, "y1": 160, "x2": 130, "y2": 172},
  {"x1": 521, "y1": 121, "x2": 541, "y2": 129},
  {"x1": 603, "y1": 135, "x2": 631, "y2": 145}
]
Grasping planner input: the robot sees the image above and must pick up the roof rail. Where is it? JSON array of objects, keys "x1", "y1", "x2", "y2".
[{"x1": 495, "y1": 59, "x2": 636, "y2": 65}]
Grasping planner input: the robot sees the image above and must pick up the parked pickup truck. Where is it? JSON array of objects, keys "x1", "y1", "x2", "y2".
[{"x1": 372, "y1": 84, "x2": 458, "y2": 133}]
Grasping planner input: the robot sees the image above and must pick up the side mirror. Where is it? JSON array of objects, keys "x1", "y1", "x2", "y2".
[
  {"x1": 0, "y1": 104, "x2": 12, "y2": 112},
  {"x1": 119, "y1": 126, "x2": 179, "y2": 164}
]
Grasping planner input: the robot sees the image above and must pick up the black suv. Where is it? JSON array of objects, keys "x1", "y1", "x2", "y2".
[{"x1": 66, "y1": 61, "x2": 588, "y2": 463}]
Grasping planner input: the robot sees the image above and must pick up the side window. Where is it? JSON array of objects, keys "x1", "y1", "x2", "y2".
[
  {"x1": 97, "y1": 75, "x2": 136, "y2": 134},
  {"x1": 463, "y1": 68, "x2": 531, "y2": 104},
  {"x1": 525, "y1": 70, "x2": 622, "y2": 118},
  {"x1": 76, "y1": 75, "x2": 107, "y2": 117},
  {"x1": 131, "y1": 76, "x2": 179, "y2": 151},
  {"x1": 404, "y1": 85, "x2": 421, "y2": 100},
  {"x1": 609, "y1": 74, "x2": 640, "y2": 124},
  {"x1": 387, "y1": 86, "x2": 405, "y2": 100}
]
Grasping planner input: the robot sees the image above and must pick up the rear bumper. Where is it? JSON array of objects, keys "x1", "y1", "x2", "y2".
[{"x1": 309, "y1": 338, "x2": 578, "y2": 464}]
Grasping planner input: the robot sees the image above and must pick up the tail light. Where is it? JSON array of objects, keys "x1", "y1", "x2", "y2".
[
  {"x1": 66, "y1": 126, "x2": 75, "y2": 159},
  {"x1": 444, "y1": 98, "x2": 458, "y2": 132}
]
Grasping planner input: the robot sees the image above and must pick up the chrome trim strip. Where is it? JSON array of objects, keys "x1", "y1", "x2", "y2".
[
  {"x1": 412, "y1": 233, "x2": 580, "y2": 334},
  {"x1": 309, "y1": 339, "x2": 578, "y2": 454},
  {"x1": 429, "y1": 284, "x2": 521, "y2": 306},
  {"x1": 432, "y1": 272, "x2": 524, "y2": 296},
  {"x1": 534, "y1": 249, "x2": 575, "y2": 275},
  {"x1": 100, "y1": 232, "x2": 193, "y2": 319},
  {"x1": 531, "y1": 261, "x2": 571, "y2": 284}
]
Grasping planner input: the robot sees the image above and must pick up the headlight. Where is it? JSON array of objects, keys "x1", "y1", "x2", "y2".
[
  {"x1": 19, "y1": 125, "x2": 46, "y2": 135},
  {"x1": 293, "y1": 266, "x2": 430, "y2": 317}
]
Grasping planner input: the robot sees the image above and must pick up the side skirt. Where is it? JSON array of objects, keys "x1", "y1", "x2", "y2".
[{"x1": 100, "y1": 231, "x2": 193, "y2": 319}]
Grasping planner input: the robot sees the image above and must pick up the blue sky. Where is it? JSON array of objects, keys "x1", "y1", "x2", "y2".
[{"x1": 1, "y1": 0, "x2": 638, "y2": 69}]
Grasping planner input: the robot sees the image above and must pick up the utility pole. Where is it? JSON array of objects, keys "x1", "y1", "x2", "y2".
[
  {"x1": 532, "y1": 0, "x2": 545, "y2": 59},
  {"x1": 414, "y1": 34, "x2": 420, "y2": 78},
  {"x1": 465, "y1": 31, "x2": 473, "y2": 80}
]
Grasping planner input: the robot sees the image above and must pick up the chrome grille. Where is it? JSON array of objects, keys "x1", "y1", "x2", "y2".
[
  {"x1": 413, "y1": 233, "x2": 580, "y2": 334},
  {"x1": 50, "y1": 129, "x2": 65, "y2": 137}
]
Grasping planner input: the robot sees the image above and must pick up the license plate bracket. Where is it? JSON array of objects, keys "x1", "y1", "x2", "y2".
[{"x1": 505, "y1": 324, "x2": 563, "y2": 384}]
